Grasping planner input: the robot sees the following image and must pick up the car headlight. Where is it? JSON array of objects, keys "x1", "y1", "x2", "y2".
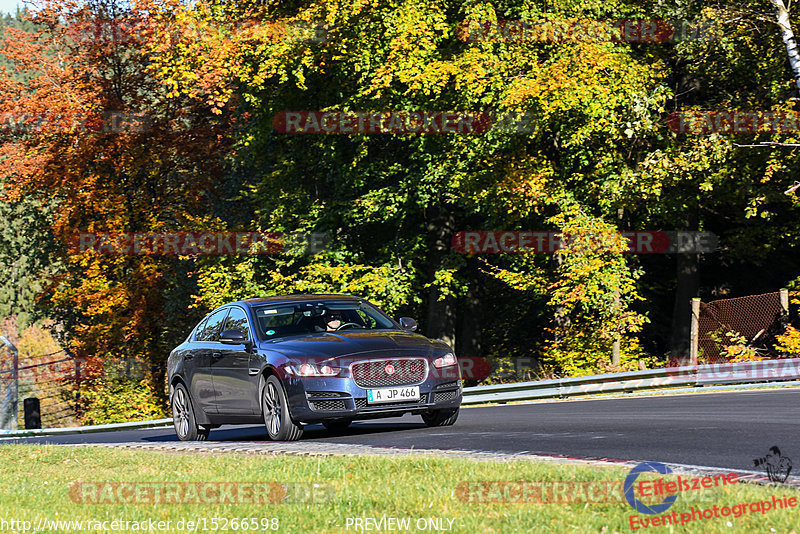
[
  {"x1": 433, "y1": 353, "x2": 457, "y2": 368},
  {"x1": 283, "y1": 362, "x2": 342, "y2": 377}
]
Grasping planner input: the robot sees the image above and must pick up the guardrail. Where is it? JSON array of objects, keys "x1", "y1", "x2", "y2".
[
  {"x1": 0, "y1": 418, "x2": 172, "y2": 439},
  {"x1": 461, "y1": 358, "x2": 800, "y2": 405}
]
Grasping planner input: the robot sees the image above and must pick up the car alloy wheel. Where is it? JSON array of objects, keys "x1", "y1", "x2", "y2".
[
  {"x1": 421, "y1": 407, "x2": 459, "y2": 427},
  {"x1": 262, "y1": 375, "x2": 303, "y2": 441},
  {"x1": 171, "y1": 383, "x2": 209, "y2": 441}
]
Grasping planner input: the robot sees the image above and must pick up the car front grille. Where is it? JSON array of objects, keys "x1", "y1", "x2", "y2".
[
  {"x1": 354, "y1": 395, "x2": 429, "y2": 409},
  {"x1": 309, "y1": 399, "x2": 347, "y2": 411},
  {"x1": 433, "y1": 390, "x2": 458, "y2": 403},
  {"x1": 350, "y1": 358, "x2": 428, "y2": 388}
]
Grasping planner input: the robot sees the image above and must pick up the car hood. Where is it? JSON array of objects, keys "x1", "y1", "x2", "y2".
[{"x1": 258, "y1": 330, "x2": 447, "y2": 360}]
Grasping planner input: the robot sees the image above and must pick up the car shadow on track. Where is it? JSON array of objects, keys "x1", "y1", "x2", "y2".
[{"x1": 143, "y1": 421, "x2": 429, "y2": 443}]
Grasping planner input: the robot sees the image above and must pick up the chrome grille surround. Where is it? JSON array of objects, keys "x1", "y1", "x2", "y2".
[{"x1": 349, "y1": 357, "x2": 429, "y2": 388}]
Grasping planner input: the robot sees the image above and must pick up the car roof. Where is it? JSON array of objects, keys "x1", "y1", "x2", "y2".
[{"x1": 236, "y1": 294, "x2": 363, "y2": 308}]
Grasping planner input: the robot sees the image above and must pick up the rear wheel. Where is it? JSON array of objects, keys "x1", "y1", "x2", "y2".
[
  {"x1": 171, "y1": 383, "x2": 209, "y2": 441},
  {"x1": 421, "y1": 407, "x2": 459, "y2": 427},
  {"x1": 322, "y1": 419, "x2": 353, "y2": 433},
  {"x1": 262, "y1": 375, "x2": 303, "y2": 441}
]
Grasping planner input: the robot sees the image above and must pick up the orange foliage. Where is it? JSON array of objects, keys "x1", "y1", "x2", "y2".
[{"x1": 0, "y1": 0, "x2": 235, "y2": 374}]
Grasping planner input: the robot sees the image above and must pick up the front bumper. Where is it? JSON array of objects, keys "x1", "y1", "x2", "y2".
[{"x1": 284, "y1": 375, "x2": 463, "y2": 424}]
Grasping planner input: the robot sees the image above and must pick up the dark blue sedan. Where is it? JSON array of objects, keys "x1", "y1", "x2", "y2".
[{"x1": 167, "y1": 294, "x2": 462, "y2": 441}]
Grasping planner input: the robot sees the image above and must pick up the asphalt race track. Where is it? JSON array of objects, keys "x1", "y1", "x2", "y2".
[{"x1": 4, "y1": 389, "x2": 798, "y2": 473}]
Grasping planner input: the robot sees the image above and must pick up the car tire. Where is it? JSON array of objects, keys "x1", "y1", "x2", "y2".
[
  {"x1": 262, "y1": 375, "x2": 303, "y2": 441},
  {"x1": 171, "y1": 383, "x2": 210, "y2": 441},
  {"x1": 421, "y1": 407, "x2": 459, "y2": 427},
  {"x1": 322, "y1": 419, "x2": 353, "y2": 433}
]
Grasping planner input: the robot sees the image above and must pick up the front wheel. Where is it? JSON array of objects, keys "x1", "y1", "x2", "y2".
[
  {"x1": 421, "y1": 407, "x2": 459, "y2": 427},
  {"x1": 262, "y1": 375, "x2": 303, "y2": 441},
  {"x1": 171, "y1": 383, "x2": 209, "y2": 441}
]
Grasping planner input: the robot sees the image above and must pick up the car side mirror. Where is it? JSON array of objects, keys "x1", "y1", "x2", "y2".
[
  {"x1": 398, "y1": 317, "x2": 418, "y2": 332},
  {"x1": 220, "y1": 328, "x2": 248, "y2": 345}
]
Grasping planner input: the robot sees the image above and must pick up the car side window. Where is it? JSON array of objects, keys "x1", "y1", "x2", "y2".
[
  {"x1": 197, "y1": 308, "x2": 229, "y2": 342},
  {"x1": 224, "y1": 307, "x2": 251, "y2": 341},
  {"x1": 355, "y1": 309, "x2": 377, "y2": 328},
  {"x1": 192, "y1": 317, "x2": 209, "y2": 341}
]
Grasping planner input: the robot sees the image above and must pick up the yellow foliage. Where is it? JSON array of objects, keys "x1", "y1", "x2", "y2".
[
  {"x1": 541, "y1": 325, "x2": 644, "y2": 377},
  {"x1": 776, "y1": 326, "x2": 800, "y2": 356}
]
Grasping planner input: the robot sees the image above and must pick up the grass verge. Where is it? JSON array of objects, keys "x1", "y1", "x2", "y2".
[{"x1": 0, "y1": 445, "x2": 797, "y2": 533}]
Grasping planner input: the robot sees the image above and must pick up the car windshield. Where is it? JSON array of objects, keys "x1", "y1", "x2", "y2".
[{"x1": 253, "y1": 301, "x2": 396, "y2": 339}]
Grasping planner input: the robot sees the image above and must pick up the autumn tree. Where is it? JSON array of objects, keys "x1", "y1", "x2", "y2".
[{"x1": 0, "y1": 0, "x2": 238, "y2": 414}]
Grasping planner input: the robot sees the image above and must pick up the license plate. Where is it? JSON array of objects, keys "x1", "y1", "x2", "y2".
[{"x1": 367, "y1": 386, "x2": 420, "y2": 404}]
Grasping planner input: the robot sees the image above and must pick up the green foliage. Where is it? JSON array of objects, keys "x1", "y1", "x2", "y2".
[
  {"x1": 77, "y1": 379, "x2": 166, "y2": 426},
  {"x1": 0, "y1": 187, "x2": 60, "y2": 326},
  {"x1": 192, "y1": 256, "x2": 419, "y2": 317},
  {"x1": 508, "y1": 205, "x2": 650, "y2": 376},
  {"x1": 541, "y1": 323, "x2": 645, "y2": 377},
  {"x1": 707, "y1": 329, "x2": 767, "y2": 362}
]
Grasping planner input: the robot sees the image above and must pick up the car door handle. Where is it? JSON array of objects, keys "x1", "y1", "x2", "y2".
[
  {"x1": 185, "y1": 353, "x2": 194, "y2": 360},
  {"x1": 212, "y1": 352, "x2": 223, "y2": 360}
]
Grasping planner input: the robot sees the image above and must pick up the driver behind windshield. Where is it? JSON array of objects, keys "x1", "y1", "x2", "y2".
[{"x1": 322, "y1": 310, "x2": 342, "y2": 331}]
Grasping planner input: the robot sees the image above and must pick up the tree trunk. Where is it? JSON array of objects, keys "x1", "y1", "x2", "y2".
[
  {"x1": 552, "y1": 251, "x2": 569, "y2": 342},
  {"x1": 456, "y1": 257, "x2": 483, "y2": 365},
  {"x1": 771, "y1": 0, "x2": 800, "y2": 93},
  {"x1": 669, "y1": 214, "x2": 699, "y2": 362},
  {"x1": 424, "y1": 207, "x2": 456, "y2": 348}
]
